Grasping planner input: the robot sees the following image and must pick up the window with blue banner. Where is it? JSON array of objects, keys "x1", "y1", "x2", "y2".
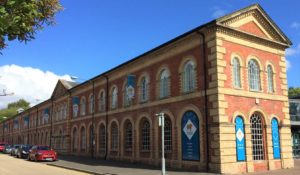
[
  {"x1": 235, "y1": 116, "x2": 246, "y2": 161},
  {"x1": 24, "y1": 116, "x2": 29, "y2": 127},
  {"x1": 182, "y1": 111, "x2": 200, "y2": 161},
  {"x1": 43, "y1": 108, "x2": 50, "y2": 124},
  {"x1": 271, "y1": 118, "x2": 281, "y2": 159},
  {"x1": 72, "y1": 97, "x2": 80, "y2": 118}
]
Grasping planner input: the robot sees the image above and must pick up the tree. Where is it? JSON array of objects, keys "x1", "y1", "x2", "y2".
[
  {"x1": 288, "y1": 87, "x2": 300, "y2": 98},
  {"x1": 0, "y1": 99, "x2": 30, "y2": 121},
  {"x1": 0, "y1": 0, "x2": 62, "y2": 51}
]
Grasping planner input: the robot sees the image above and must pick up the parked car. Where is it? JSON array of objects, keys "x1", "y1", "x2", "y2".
[
  {"x1": 16, "y1": 145, "x2": 32, "y2": 158},
  {"x1": 0, "y1": 142, "x2": 8, "y2": 152},
  {"x1": 3, "y1": 145, "x2": 12, "y2": 154},
  {"x1": 28, "y1": 145, "x2": 57, "y2": 161},
  {"x1": 10, "y1": 144, "x2": 21, "y2": 156}
]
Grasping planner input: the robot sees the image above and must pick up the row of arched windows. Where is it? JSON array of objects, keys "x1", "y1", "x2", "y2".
[
  {"x1": 71, "y1": 116, "x2": 174, "y2": 153},
  {"x1": 76, "y1": 60, "x2": 197, "y2": 117},
  {"x1": 232, "y1": 57, "x2": 275, "y2": 92}
]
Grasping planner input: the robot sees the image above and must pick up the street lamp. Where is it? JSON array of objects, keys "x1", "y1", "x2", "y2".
[{"x1": 156, "y1": 112, "x2": 166, "y2": 175}]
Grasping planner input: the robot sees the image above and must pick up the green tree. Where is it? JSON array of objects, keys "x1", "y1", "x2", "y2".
[
  {"x1": 288, "y1": 87, "x2": 300, "y2": 98},
  {"x1": 0, "y1": 0, "x2": 62, "y2": 51},
  {"x1": 0, "y1": 99, "x2": 30, "y2": 121}
]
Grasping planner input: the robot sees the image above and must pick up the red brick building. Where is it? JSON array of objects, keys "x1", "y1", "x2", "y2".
[{"x1": 0, "y1": 4, "x2": 294, "y2": 174}]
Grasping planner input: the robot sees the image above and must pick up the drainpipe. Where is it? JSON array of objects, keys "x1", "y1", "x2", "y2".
[
  {"x1": 91, "y1": 80, "x2": 95, "y2": 158},
  {"x1": 103, "y1": 75, "x2": 109, "y2": 160},
  {"x1": 197, "y1": 31, "x2": 210, "y2": 171},
  {"x1": 50, "y1": 98, "x2": 54, "y2": 147},
  {"x1": 35, "y1": 107, "x2": 38, "y2": 144}
]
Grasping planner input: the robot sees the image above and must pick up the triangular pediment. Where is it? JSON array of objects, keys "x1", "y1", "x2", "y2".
[
  {"x1": 51, "y1": 79, "x2": 77, "y2": 99},
  {"x1": 216, "y1": 4, "x2": 291, "y2": 46}
]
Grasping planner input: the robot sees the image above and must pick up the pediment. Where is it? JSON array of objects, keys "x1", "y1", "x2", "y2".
[
  {"x1": 51, "y1": 80, "x2": 68, "y2": 99},
  {"x1": 216, "y1": 4, "x2": 291, "y2": 46}
]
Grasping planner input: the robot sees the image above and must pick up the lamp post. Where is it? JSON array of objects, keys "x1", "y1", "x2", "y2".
[{"x1": 156, "y1": 112, "x2": 166, "y2": 175}]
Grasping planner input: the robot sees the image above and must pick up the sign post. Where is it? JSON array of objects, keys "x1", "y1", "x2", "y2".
[{"x1": 156, "y1": 113, "x2": 166, "y2": 175}]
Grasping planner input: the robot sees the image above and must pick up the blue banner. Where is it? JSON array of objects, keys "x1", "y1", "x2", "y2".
[
  {"x1": 126, "y1": 75, "x2": 135, "y2": 99},
  {"x1": 24, "y1": 116, "x2": 29, "y2": 127},
  {"x1": 182, "y1": 111, "x2": 200, "y2": 161},
  {"x1": 4, "y1": 122, "x2": 8, "y2": 132},
  {"x1": 43, "y1": 108, "x2": 50, "y2": 123},
  {"x1": 272, "y1": 118, "x2": 281, "y2": 159},
  {"x1": 235, "y1": 116, "x2": 246, "y2": 161},
  {"x1": 72, "y1": 96, "x2": 80, "y2": 117}
]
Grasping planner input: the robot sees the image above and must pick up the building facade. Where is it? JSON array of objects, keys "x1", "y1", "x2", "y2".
[
  {"x1": 0, "y1": 4, "x2": 294, "y2": 174},
  {"x1": 290, "y1": 96, "x2": 300, "y2": 158}
]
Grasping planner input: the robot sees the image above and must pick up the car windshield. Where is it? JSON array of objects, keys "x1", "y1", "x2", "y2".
[
  {"x1": 0, "y1": 144, "x2": 5, "y2": 146},
  {"x1": 23, "y1": 146, "x2": 32, "y2": 151},
  {"x1": 14, "y1": 145, "x2": 20, "y2": 148},
  {"x1": 37, "y1": 146, "x2": 50, "y2": 150}
]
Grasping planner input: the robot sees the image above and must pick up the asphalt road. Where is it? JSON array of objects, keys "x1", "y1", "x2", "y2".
[{"x1": 0, "y1": 153, "x2": 90, "y2": 175}]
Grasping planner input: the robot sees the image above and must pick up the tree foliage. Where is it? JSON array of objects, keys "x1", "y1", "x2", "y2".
[
  {"x1": 0, "y1": 98, "x2": 30, "y2": 121},
  {"x1": 288, "y1": 87, "x2": 300, "y2": 98},
  {"x1": 0, "y1": 0, "x2": 62, "y2": 51}
]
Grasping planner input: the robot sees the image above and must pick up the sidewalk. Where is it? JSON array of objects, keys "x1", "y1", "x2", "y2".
[
  {"x1": 45, "y1": 155, "x2": 218, "y2": 175},
  {"x1": 45, "y1": 155, "x2": 300, "y2": 175}
]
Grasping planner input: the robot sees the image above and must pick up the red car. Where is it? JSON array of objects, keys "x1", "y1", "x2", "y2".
[
  {"x1": 0, "y1": 142, "x2": 8, "y2": 152},
  {"x1": 28, "y1": 145, "x2": 57, "y2": 161}
]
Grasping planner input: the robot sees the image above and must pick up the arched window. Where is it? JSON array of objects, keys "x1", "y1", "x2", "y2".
[
  {"x1": 89, "y1": 126, "x2": 94, "y2": 153},
  {"x1": 159, "y1": 69, "x2": 170, "y2": 98},
  {"x1": 248, "y1": 59, "x2": 260, "y2": 91},
  {"x1": 164, "y1": 117, "x2": 172, "y2": 151},
  {"x1": 140, "y1": 76, "x2": 149, "y2": 102},
  {"x1": 183, "y1": 61, "x2": 196, "y2": 93},
  {"x1": 125, "y1": 121, "x2": 133, "y2": 150},
  {"x1": 111, "y1": 122, "x2": 118, "y2": 150},
  {"x1": 141, "y1": 119, "x2": 150, "y2": 151},
  {"x1": 233, "y1": 57, "x2": 241, "y2": 88},
  {"x1": 80, "y1": 127, "x2": 86, "y2": 152},
  {"x1": 99, "y1": 91, "x2": 105, "y2": 112},
  {"x1": 80, "y1": 97, "x2": 86, "y2": 116},
  {"x1": 72, "y1": 128, "x2": 78, "y2": 152},
  {"x1": 111, "y1": 87, "x2": 118, "y2": 109},
  {"x1": 250, "y1": 113, "x2": 265, "y2": 160},
  {"x1": 99, "y1": 124, "x2": 106, "y2": 151},
  {"x1": 123, "y1": 82, "x2": 131, "y2": 107},
  {"x1": 89, "y1": 94, "x2": 94, "y2": 113},
  {"x1": 267, "y1": 65, "x2": 274, "y2": 92}
]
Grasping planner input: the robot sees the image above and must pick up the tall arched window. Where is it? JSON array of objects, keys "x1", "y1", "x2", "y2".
[
  {"x1": 140, "y1": 76, "x2": 149, "y2": 102},
  {"x1": 111, "y1": 87, "x2": 118, "y2": 109},
  {"x1": 99, "y1": 124, "x2": 106, "y2": 152},
  {"x1": 72, "y1": 128, "x2": 78, "y2": 152},
  {"x1": 267, "y1": 65, "x2": 274, "y2": 92},
  {"x1": 233, "y1": 57, "x2": 241, "y2": 88},
  {"x1": 123, "y1": 82, "x2": 131, "y2": 107},
  {"x1": 111, "y1": 122, "x2": 118, "y2": 150},
  {"x1": 164, "y1": 117, "x2": 172, "y2": 151},
  {"x1": 80, "y1": 97, "x2": 86, "y2": 116},
  {"x1": 250, "y1": 113, "x2": 265, "y2": 160},
  {"x1": 80, "y1": 127, "x2": 86, "y2": 152},
  {"x1": 248, "y1": 59, "x2": 260, "y2": 91},
  {"x1": 141, "y1": 119, "x2": 150, "y2": 151},
  {"x1": 125, "y1": 121, "x2": 133, "y2": 150},
  {"x1": 159, "y1": 69, "x2": 170, "y2": 98},
  {"x1": 99, "y1": 91, "x2": 105, "y2": 112},
  {"x1": 89, "y1": 94, "x2": 94, "y2": 114},
  {"x1": 183, "y1": 61, "x2": 196, "y2": 93}
]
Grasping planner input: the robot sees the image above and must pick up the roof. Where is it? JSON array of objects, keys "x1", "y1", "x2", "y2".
[{"x1": 60, "y1": 79, "x2": 78, "y2": 90}]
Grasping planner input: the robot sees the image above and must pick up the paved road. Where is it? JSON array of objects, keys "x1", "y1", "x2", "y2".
[{"x1": 0, "y1": 154, "x2": 90, "y2": 175}]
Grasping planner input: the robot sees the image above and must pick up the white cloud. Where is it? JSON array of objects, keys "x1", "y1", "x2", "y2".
[
  {"x1": 212, "y1": 7, "x2": 227, "y2": 18},
  {"x1": 0, "y1": 64, "x2": 72, "y2": 109},
  {"x1": 286, "y1": 43, "x2": 300, "y2": 56},
  {"x1": 286, "y1": 59, "x2": 291, "y2": 70},
  {"x1": 291, "y1": 21, "x2": 300, "y2": 29}
]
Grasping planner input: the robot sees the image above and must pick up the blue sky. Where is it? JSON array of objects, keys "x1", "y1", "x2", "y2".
[{"x1": 0, "y1": 0, "x2": 299, "y2": 107}]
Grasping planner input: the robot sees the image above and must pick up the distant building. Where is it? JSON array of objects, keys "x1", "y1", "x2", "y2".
[
  {"x1": 290, "y1": 96, "x2": 300, "y2": 158},
  {"x1": 0, "y1": 4, "x2": 294, "y2": 174}
]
